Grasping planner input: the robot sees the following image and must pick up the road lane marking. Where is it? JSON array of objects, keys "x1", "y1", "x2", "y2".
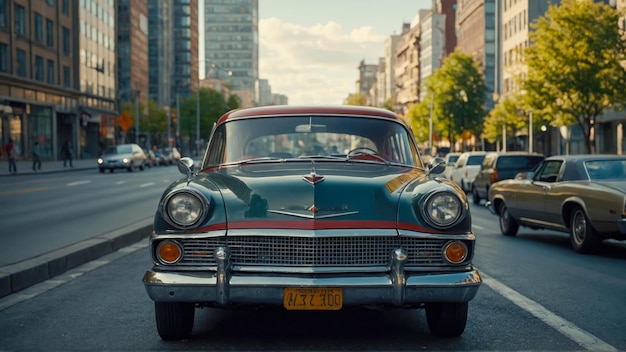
[
  {"x1": 115, "y1": 181, "x2": 124, "y2": 185},
  {"x1": 67, "y1": 180, "x2": 91, "y2": 186},
  {"x1": 481, "y1": 272, "x2": 618, "y2": 351},
  {"x1": 139, "y1": 182, "x2": 155, "y2": 188},
  {"x1": 0, "y1": 187, "x2": 48, "y2": 195}
]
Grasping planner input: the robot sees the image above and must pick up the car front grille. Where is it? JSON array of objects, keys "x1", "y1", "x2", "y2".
[{"x1": 175, "y1": 236, "x2": 450, "y2": 267}]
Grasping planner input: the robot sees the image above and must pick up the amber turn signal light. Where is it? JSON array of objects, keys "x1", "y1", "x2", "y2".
[
  {"x1": 157, "y1": 241, "x2": 182, "y2": 264},
  {"x1": 444, "y1": 241, "x2": 467, "y2": 264}
]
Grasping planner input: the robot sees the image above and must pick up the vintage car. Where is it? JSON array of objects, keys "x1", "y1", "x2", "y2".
[
  {"x1": 142, "y1": 105, "x2": 482, "y2": 340},
  {"x1": 486, "y1": 154, "x2": 626, "y2": 253}
]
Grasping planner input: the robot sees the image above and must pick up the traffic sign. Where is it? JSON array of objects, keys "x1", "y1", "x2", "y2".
[{"x1": 117, "y1": 112, "x2": 134, "y2": 132}]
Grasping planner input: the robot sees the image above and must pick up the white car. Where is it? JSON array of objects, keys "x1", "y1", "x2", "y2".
[{"x1": 449, "y1": 151, "x2": 487, "y2": 192}]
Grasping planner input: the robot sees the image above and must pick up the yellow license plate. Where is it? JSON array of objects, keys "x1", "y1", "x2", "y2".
[{"x1": 283, "y1": 288, "x2": 343, "y2": 310}]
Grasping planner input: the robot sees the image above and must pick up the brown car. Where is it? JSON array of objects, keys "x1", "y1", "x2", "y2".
[{"x1": 486, "y1": 154, "x2": 626, "y2": 253}]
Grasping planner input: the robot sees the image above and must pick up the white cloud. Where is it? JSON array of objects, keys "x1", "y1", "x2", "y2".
[{"x1": 259, "y1": 17, "x2": 386, "y2": 105}]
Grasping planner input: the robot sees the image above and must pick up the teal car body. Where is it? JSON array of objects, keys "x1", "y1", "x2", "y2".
[{"x1": 143, "y1": 105, "x2": 481, "y2": 340}]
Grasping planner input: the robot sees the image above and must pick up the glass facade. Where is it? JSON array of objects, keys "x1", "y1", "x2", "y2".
[{"x1": 203, "y1": 0, "x2": 258, "y2": 91}]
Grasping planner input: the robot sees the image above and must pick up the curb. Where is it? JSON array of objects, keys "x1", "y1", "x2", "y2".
[{"x1": 0, "y1": 218, "x2": 153, "y2": 298}]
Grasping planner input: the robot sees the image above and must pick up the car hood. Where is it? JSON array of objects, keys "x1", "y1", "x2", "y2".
[
  {"x1": 208, "y1": 163, "x2": 421, "y2": 225},
  {"x1": 101, "y1": 153, "x2": 133, "y2": 161}
]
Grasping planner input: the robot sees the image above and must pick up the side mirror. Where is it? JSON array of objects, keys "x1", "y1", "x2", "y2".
[
  {"x1": 178, "y1": 157, "x2": 196, "y2": 180},
  {"x1": 427, "y1": 157, "x2": 446, "y2": 175}
]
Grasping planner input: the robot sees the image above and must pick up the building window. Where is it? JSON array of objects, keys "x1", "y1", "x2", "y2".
[
  {"x1": 62, "y1": 27, "x2": 70, "y2": 54},
  {"x1": 46, "y1": 19, "x2": 54, "y2": 46},
  {"x1": 16, "y1": 49, "x2": 26, "y2": 76},
  {"x1": 0, "y1": 0, "x2": 7, "y2": 29},
  {"x1": 35, "y1": 55, "x2": 44, "y2": 81},
  {"x1": 46, "y1": 0, "x2": 55, "y2": 5},
  {"x1": 47, "y1": 59, "x2": 54, "y2": 84},
  {"x1": 35, "y1": 13, "x2": 43, "y2": 42},
  {"x1": 0, "y1": 42, "x2": 8, "y2": 73},
  {"x1": 63, "y1": 65, "x2": 70, "y2": 87},
  {"x1": 62, "y1": 0, "x2": 69, "y2": 14},
  {"x1": 15, "y1": 4, "x2": 25, "y2": 35}
]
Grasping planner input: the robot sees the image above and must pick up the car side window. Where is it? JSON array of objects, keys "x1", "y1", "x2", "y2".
[{"x1": 535, "y1": 160, "x2": 563, "y2": 183}]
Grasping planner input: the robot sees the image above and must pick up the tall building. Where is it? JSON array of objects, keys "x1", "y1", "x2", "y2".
[
  {"x1": 117, "y1": 0, "x2": 149, "y2": 146},
  {"x1": 203, "y1": 0, "x2": 258, "y2": 94},
  {"x1": 79, "y1": 0, "x2": 117, "y2": 157},
  {"x1": 455, "y1": 0, "x2": 496, "y2": 107},
  {"x1": 148, "y1": 1, "x2": 173, "y2": 108},
  {"x1": 172, "y1": 0, "x2": 199, "y2": 100},
  {"x1": 0, "y1": 0, "x2": 80, "y2": 160},
  {"x1": 418, "y1": 8, "x2": 447, "y2": 101}
]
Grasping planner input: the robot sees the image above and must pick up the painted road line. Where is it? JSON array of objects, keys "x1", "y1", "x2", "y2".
[
  {"x1": 0, "y1": 187, "x2": 48, "y2": 195},
  {"x1": 67, "y1": 180, "x2": 91, "y2": 186},
  {"x1": 139, "y1": 182, "x2": 155, "y2": 188},
  {"x1": 481, "y1": 272, "x2": 618, "y2": 351}
]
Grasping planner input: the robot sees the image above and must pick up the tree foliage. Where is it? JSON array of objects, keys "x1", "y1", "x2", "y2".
[
  {"x1": 483, "y1": 94, "x2": 527, "y2": 144},
  {"x1": 411, "y1": 51, "x2": 487, "y2": 149},
  {"x1": 523, "y1": 0, "x2": 626, "y2": 153},
  {"x1": 345, "y1": 92, "x2": 369, "y2": 106},
  {"x1": 178, "y1": 88, "x2": 240, "y2": 146}
]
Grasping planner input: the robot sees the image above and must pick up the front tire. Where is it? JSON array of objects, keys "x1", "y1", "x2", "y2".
[
  {"x1": 155, "y1": 302, "x2": 195, "y2": 341},
  {"x1": 426, "y1": 302, "x2": 468, "y2": 337},
  {"x1": 499, "y1": 202, "x2": 519, "y2": 237},
  {"x1": 570, "y1": 206, "x2": 599, "y2": 254}
]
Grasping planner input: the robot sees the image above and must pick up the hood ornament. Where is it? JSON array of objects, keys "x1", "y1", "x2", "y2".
[{"x1": 303, "y1": 163, "x2": 324, "y2": 184}]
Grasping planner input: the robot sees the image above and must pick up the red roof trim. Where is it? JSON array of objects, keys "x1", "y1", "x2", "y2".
[{"x1": 217, "y1": 105, "x2": 401, "y2": 125}]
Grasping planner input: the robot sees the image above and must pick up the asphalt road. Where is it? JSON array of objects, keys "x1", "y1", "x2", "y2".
[{"x1": 0, "y1": 199, "x2": 625, "y2": 351}]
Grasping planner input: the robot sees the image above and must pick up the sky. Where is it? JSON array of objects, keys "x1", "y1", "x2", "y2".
[{"x1": 258, "y1": 0, "x2": 434, "y2": 105}]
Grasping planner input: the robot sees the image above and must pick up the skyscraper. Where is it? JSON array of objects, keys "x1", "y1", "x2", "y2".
[{"x1": 203, "y1": 0, "x2": 258, "y2": 93}]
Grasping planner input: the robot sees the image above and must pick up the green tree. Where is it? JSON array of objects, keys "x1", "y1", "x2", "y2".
[
  {"x1": 425, "y1": 51, "x2": 488, "y2": 149},
  {"x1": 483, "y1": 95, "x2": 527, "y2": 147},
  {"x1": 523, "y1": 0, "x2": 626, "y2": 153},
  {"x1": 178, "y1": 88, "x2": 240, "y2": 150},
  {"x1": 345, "y1": 92, "x2": 368, "y2": 106}
]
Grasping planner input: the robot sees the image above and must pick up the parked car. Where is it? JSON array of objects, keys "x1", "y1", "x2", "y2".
[
  {"x1": 471, "y1": 152, "x2": 545, "y2": 204},
  {"x1": 163, "y1": 147, "x2": 181, "y2": 165},
  {"x1": 143, "y1": 148, "x2": 156, "y2": 168},
  {"x1": 486, "y1": 154, "x2": 626, "y2": 253},
  {"x1": 97, "y1": 143, "x2": 146, "y2": 173},
  {"x1": 448, "y1": 151, "x2": 487, "y2": 192},
  {"x1": 142, "y1": 105, "x2": 481, "y2": 340},
  {"x1": 154, "y1": 150, "x2": 169, "y2": 166}
]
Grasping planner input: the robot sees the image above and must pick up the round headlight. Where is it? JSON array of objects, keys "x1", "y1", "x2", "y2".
[
  {"x1": 422, "y1": 191, "x2": 463, "y2": 228},
  {"x1": 164, "y1": 190, "x2": 208, "y2": 228}
]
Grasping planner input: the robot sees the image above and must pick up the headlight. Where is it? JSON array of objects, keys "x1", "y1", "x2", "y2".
[
  {"x1": 123, "y1": 158, "x2": 130, "y2": 164},
  {"x1": 97, "y1": 158, "x2": 103, "y2": 164},
  {"x1": 421, "y1": 191, "x2": 463, "y2": 229},
  {"x1": 162, "y1": 189, "x2": 210, "y2": 228}
]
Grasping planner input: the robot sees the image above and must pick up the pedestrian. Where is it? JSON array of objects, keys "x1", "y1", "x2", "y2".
[
  {"x1": 5, "y1": 138, "x2": 17, "y2": 174},
  {"x1": 32, "y1": 141, "x2": 42, "y2": 171},
  {"x1": 62, "y1": 140, "x2": 73, "y2": 167}
]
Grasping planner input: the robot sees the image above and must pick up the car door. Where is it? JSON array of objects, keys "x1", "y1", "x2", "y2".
[{"x1": 521, "y1": 160, "x2": 564, "y2": 225}]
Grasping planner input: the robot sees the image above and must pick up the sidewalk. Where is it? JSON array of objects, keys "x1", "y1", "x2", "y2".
[{"x1": 0, "y1": 157, "x2": 98, "y2": 177}]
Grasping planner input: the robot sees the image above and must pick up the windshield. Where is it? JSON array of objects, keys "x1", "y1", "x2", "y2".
[
  {"x1": 103, "y1": 145, "x2": 132, "y2": 155},
  {"x1": 203, "y1": 115, "x2": 421, "y2": 167}
]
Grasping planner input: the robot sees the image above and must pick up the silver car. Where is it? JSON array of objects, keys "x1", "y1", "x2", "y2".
[{"x1": 98, "y1": 143, "x2": 147, "y2": 173}]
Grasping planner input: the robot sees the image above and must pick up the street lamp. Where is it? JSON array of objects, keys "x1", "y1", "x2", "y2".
[{"x1": 528, "y1": 109, "x2": 534, "y2": 153}]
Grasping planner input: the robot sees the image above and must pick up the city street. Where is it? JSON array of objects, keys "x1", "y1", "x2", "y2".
[{"x1": 0, "y1": 173, "x2": 625, "y2": 350}]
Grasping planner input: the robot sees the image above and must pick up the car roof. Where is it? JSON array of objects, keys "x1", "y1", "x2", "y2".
[
  {"x1": 486, "y1": 151, "x2": 544, "y2": 157},
  {"x1": 217, "y1": 105, "x2": 402, "y2": 125},
  {"x1": 546, "y1": 154, "x2": 626, "y2": 162}
]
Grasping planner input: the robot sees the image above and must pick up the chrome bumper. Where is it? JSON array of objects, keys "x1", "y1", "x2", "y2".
[{"x1": 143, "y1": 268, "x2": 481, "y2": 306}]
